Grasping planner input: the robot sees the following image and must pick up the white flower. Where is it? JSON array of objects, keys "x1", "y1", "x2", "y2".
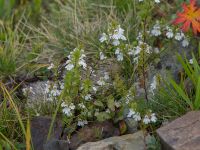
[
  {"x1": 127, "y1": 109, "x2": 141, "y2": 121},
  {"x1": 50, "y1": 84, "x2": 61, "y2": 97},
  {"x1": 151, "y1": 22, "x2": 161, "y2": 36},
  {"x1": 139, "y1": 0, "x2": 143, "y2": 2},
  {"x1": 78, "y1": 59, "x2": 87, "y2": 69},
  {"x1": 166, "y1": 27, "x2": 174, "y2": 39},
  {"x1": 112, "y1": 39, "x2": 120, "y2": 46},
  {"x1": 78, "y1": 103, "x2": 86, "y2": 109},
  {"x1": 77, "y1": 120, "x2": 88, "y2": 127},
  {"x1": 136, "y1": 32, "x2": 143, "y2": 40},
  {"x1": 128, "y1": 48, "x2": 134, "y2": 55},
  {"x1": 182, "y1": 38, "x2": 189, "y2": 47},
  {"x1": 149, "y1": 76, "x2": 157, "y2": 95},
  {"x1": 65, "y1": 64, "x2": 74, "y2": 70},
  {"x1": 84, "y1": 94, "x2": 92, "y2": 101},
  {"x1": 92, "y1": 86, "x2": 98, "y2": 93},
  {"x1": 150, "y1": 113, "x2": 157, "y2": 123},
  {"x1": 127, "y1": 109, "x2": 135, "y2": 118},
  {"x1": 175, "y1": 32, "x2": 185, "y2": 41},
  {"x1": 111, "y1": 25, "x2": 127, "y2": 41},
  {"x1": 115, "y1": 48, "x2": 123, "y2": 61},
  {"x1": 69, "y1": 103, "x2": 75, "y2": 110},
  {"x1": 47, "y1": 63, "x2": 54, "y2": 70},
  {"x1": 117, "y1": 52, "x2": 123, "y2": 61},
  {"x1": 104, "y1": 72, "x2": 110, "y2": 80},
  {"x1": 189, "y1": 59, "x2": 193, "y2": 64},
  {"x1": 97, "y1": 77, "x2": 106, "y2": 86},
  {"x1": 99, "y1": 33, "x2": 108, "y2": 43},
  {"x1": 62, "y1": 107, "x2": 72, "y2": 116},
  {"x1": 100, "y1": 52, "x2": 106, "y2": 60},
  {"x1": 125, "y1": 93, "x2": 134, "y2": 104},
  {"x1": 133, "y1": 112, "x2": 141, "y2": 121},
  {"x1": 134, "y1": 46, "x2": 142, "y2": 55},
  {"x1": 106, "y1": 109, "x2": 111, "y2": 113},
  {"x1": 61, "y1": 102, "x2": 75, "y2": 117},
  {"x1": 115, "y1": 48, "x2": 120, "y2": 55},
  {"x1": 155, "y1": 0, "x2": 160, "y2": 3},
  {"x1": 61, "y1": 102, "x2": 67, "y2": 107},
  {"x1": 143, "y1": 115, "x2": 151, "y2": 124}
]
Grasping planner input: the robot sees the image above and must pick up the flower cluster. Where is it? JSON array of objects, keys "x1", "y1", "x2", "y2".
[
  {"x1": 100, "y1": 25, "x2": 127, "y2": 46},
  {"x1": 99, "y1": 25, "x2": 127, "y2": 62},
  {"x1": 127, "y1": 109, "x2": 157, "y2": 125},
  {"x1": 65, "y1": 48, "x2": 87, "y2": 71},
  {"x1": 128, "y1": 41, "x2": 152, "y2": 64},
  {"x1": 143, "y1": 113, "x2": 157, "y2": 124},
  {"x1": 44, "y1": 81, "x2": 63, "y2": 102},
  {"x1": 61, "y1": 102, "x2": 75, "y2": 117},
  {"x1": 151, "y1": 22, "x2": 189, "y2": 47},
  {"x1": 151, "y1": 22, "x2": 162, "y2": 37}
]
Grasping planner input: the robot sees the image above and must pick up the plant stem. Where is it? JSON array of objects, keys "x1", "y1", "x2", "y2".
[{"x1": 142, "y1": 18, "x2": 149, "y2": 102}]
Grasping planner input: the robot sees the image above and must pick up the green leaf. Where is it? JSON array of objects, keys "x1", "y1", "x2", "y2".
[
  {"x1": 94, "y1": 101, "x2": 104, "y2": 107},
  {"x1": 96, "y1": 112, "x2": 111, "y2": 122},
  {"x1": 170, "y1": 79, "x2": 193, "y2": 110},
  {"x1": 194, "y1": 77, "x2": 200, "y2": 110},
  {"x1": 176, "y1": 54, "x2": 195, "y2": 85},
  {"x1": 107, "y1": 95, "x2": 115, "y2": 111}
]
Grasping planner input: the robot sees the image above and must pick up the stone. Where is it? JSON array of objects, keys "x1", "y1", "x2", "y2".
[
  {"x1": 157, "y1": 111, "x2": 200, "y2": 150},
  {"x1": 124, "y1": 118, "x2": 138, "y2": 134},
  {"x1": 77, "y1": 131, "x2": 146, "y2": 150},
  {"x1": 31, "y1": 116, "x2": 63, "y2": 150},
  {"x1": 69, "y1": 121, "x2": 120, "y2": 150},
  {"x1": 23, "y1": 81, "x2": 48, "y2": 106},
  {"x1": 43, "y1": 139, "x2": 69, "y2": 150}
]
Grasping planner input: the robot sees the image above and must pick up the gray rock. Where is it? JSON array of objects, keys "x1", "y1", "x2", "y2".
[
  {"x1": 44, "y1": 139, "x2": 69, "y2": 150},
  {"x1": 23, "y1": 81, "x2": 47, "y2": 106},
  {"x1": 125, "y1": 118, "x2": 138, "y2": 134},
  {"x1": 157, "y1": 111, "x2": 200, "y2": 150},
  {"x1": 77, "y1": 131, "x2": 146, "y2": 150},
  {"x1": 69, "y1": 121, "x2": 120, "y2": 150},
  {"x1": 31, "y1": 116, "x2": 63, "y2": 150}
]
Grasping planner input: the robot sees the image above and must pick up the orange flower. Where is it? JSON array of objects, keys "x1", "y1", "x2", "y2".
[{"x1": 173, "y1": 0, "x2": 200, "y2": 35}]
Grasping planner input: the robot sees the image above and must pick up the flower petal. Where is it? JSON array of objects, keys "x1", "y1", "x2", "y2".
[{"x1": 181, "y1": 20, "x2": 191, "y2": 32}]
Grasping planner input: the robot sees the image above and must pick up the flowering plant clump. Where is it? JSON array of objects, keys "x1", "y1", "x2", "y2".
[
  {"x1": 173, "y1": 0, "x2": 200, "y2": 35},
  {"x1": 35, "y1": 47, "x2": 138, "y2": 134}
]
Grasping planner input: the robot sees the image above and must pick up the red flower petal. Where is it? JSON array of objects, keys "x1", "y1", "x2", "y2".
[
  {"x1": 181, "y1": 20, "x2": 191, "y2": 32},
  {"x1": 173, "y1": 17, "x2": 186, "y2": 25}
]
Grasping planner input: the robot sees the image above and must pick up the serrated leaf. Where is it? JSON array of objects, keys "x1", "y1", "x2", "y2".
[
  {"x1": 94, "y1": 101, "x2": 104, "y2": 107},
  {"x1": 107, "y1": 95, "x2": 115, "y2": 111},
  {"x1": 96, "y1": 112, "x2": 111, "y2": 122}
]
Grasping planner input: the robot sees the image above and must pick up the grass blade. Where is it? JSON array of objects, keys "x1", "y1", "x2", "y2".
[
  {"x1": 194, "y1": 77, "x2": 200, "y2": 109},
  {"x1": 170, "y1": 79, "x2": 193, "y2": 110}
]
